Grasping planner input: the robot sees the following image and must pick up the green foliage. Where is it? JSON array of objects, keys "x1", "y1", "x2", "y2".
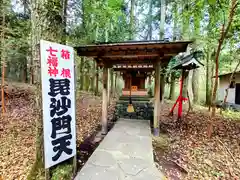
[
  {"x1": 43, "y1": 0, "x2": 63, "y2": 26},
  {"x1": 69, "y1": 0, "x2": 129, "y2": 44},
  {"x1": 42, "y1": 0, "x2": 65, "y2": 42},
  {"x1": 0, "y1": 6, "x2": 30, "y2": 81},
  {"x1": 222, "y1": 109, "x2": 240, "y2": 121},
  {"x1": 166, "y1": 57, "x2": 181, "y2": 79},
  {"x1": 208, "y1": 0, "x2": 217, "y2": 5},
  {"x1": 51, "y1": 164, "x2": 73, "y2": 180}
]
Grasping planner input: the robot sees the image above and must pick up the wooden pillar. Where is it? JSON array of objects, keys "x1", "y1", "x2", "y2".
[
  {"x1": 102, "y1": 66, "x2": 108, "y2": 135},
  {"x1": 153, "y1": 60, "x2": 161, "y2": 136},
  {"x1": 95, "y1": 62, "x2": 99, "y2": 96},
  {"x1": 107, "y1": 68, "x2": 110, "y2": 105},
  {"x1": 114, "y1": 72, "x2": 117, "y2": 97}
]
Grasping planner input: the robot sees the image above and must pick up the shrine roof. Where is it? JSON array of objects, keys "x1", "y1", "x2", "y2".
[
  {"x1": 172, "y1": 51, "x2": 204, "y2": 70},
  {"x1": 213, "y1": 71, "x2": 240, "y2": 78},
  {"x1": 74, "y1": 40, "x2": 193, "y2": 66}
]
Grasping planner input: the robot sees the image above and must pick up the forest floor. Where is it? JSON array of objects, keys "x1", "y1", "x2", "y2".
[
  {"x1": 0, "y1": 85, "x2": 116, "y2": 180},
  {"x1": 153, "y1": 101, "x2": 240, "y2": 180},
  {"x1": 1, "y1": 82, "x2": 240, "y2": 180}
]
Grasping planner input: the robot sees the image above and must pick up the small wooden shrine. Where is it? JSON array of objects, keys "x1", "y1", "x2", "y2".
[
  {"x1": 113, "y1": 64, "x2": 154, "y2": 96},
  {"x1": 75, "y1": 40, "x2": 192, "y2": 136}
]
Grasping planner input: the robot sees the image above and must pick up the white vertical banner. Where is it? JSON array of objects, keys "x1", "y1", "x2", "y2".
[{"x1": 40, "y1": 40, "x2": 76, "y2": 169}]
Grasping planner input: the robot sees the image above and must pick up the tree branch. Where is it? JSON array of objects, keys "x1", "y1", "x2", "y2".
[
  {"x1": 223, "y1": 0, "x2": 238, "y2": 39},
  {"x1": 208, "y1": 0, "x2": 238, "y2": 137},
  {"x1": 217, "y1": 0, "x2": 226, "y2": 26},
  {"x1": 217, "y1": 138, "x2": 240, "y2": 168}
]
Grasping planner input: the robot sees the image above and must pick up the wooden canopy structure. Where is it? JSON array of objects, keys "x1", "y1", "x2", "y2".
[
  {"x1": 76, "y1": 40, "x2": 192, "y2": 67},
  {"x1": 75, "y1": 40, "x2": 192, "y2": 136}
]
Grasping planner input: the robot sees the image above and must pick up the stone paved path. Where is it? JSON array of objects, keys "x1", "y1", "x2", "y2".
[{"x1": 75, "y1": 118, "x2": 166, "y2": 180}]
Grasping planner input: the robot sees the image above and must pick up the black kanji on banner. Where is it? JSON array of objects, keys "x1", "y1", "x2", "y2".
[
  {"x1": 51, "y1": 134, "x2": 73, "y2": 161},
  {"x1": 48, "y1": 78, "x2": 70, "y2": 97},
  {"x1": 48, "y1": 78, "x2": 73, "y2": 162},
  {"x1": 51, "y1": 115, "x2": 72, "y2": 138},
  {"x1": 50, "y1": 96, "x2": 71, "y2": 117}
]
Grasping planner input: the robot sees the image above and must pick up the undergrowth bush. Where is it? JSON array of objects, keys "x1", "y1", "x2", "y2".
[{"x1": 51, "y1": 164, "x2": 73, "y2": 180}]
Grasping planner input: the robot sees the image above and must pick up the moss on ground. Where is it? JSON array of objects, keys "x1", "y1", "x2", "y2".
[
  {"x1": 51, "y1": 163, "x2": 73, "y2": 180},
  {"x1": 152, "y1": 133, "x2": 170, "y2": 151}
]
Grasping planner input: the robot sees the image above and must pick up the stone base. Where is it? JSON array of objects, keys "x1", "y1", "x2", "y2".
[
  {"x1": 153, "y1": 128, "x2": 159, "y2": 136},
  {"x1": 114, "y1": 96, "x2": 154, "y2": 121},
  {"x1": 119, "y1": 95, "x2": 152, "y2": 102}
]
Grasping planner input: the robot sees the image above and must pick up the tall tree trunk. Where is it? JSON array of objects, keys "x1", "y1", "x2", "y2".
[
  {"x1": 172, "y1": 1, "x2": 177, "y2": 41},
  {"x1": 130, "y1": 0, "x2": 135, "y2": 40},
  {"x1": 29, "y1": 0, "x2": 66, "y2": 177},
  {"x1": 22, "y1": 59, "x2": 28, "y2": 82},
  {"x1": 22, "y1": 0, "x2": 29, "y2": 83},
  {"x1": 159, "y1": 0, "x2": 166, "y2": 39},
  {"x1": 90, "y1": 70, "x2": 95, "y2": 92},
  {"x1": 61, "y1": 0, "x2": 68, "y2": 44},
  {"x1": 22, "y1": 0, "x2": 29, "y2": 13},
  {"x1": 192, "y1": 69, "x2": 199, "y2": 103},
  {"x1": 169, "y1": 72, "x2": 176, "y2": 100},
  {"x1": 89, "y1": 61, "x2": 95, "y2": 92},
  {"x1": 148, "y1": 0, "x2": 153, "y2": 40},
  {"x1": 168, "y1": 2, "x2": 177, "y2": 100},
  {"x1": 93, "y1": 15, "x2": 99, "y2": 95},
  {"x1": 209, "y1": 59, "x2": 214, "y2": 111},
  {"x1": 1, "y1": 0, "x2": 6, "y2": 114},
  {"x1": 28, "y1": 0, "x2": 45, "y2": 177},
  {"x1": 29, "y1": 0, "x2": 35, "y2": 85},
  {"x1": 159, "y1": 0, "x2": 166, "y2": 102},
  {"x1": 181, "y1": 0, "x2": 190, "y2": 39},
  {"x1": 182, "y1": 71, "x2": 189, "y2": 98},
  {"x1": 187, "y1": 70, "x2": 194, "y2": 111},
  {"x1": 206, "y1": 51, "x2": 211, "y2": 106},
  {"x1": 84, "y1": 69, "x2": 90, "y2": 91},
  {"x1": 208, "y1": 0, "x2": 238, "y2": 137},
  {"x1": 104, "y1": 21, "x2": 111, "y2": 104},
  {"x1": 80, "y1": 57, "x2": 84, "y2": 90},
  {"x1": 191, "y1": 1, "x2": 202, "y2": 104}
]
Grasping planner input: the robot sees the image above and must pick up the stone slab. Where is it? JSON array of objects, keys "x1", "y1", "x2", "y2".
[{"x1": 75, "y1": 119, "x2": 166, "y2": 180}]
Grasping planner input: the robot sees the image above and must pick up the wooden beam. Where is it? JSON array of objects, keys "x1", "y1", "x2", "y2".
[
  {"x1": 104, "y1": 48, "x2": 165, "y2": 56},
  {"x1": 112, "y1": 64, "x2": 154, "y2": 70},
  {"x1": 102, "y1": 54, "x2": 173, "y2": 60},
  {"x1": 95, "y1": 55, "x2": 172, "y2": 69},
  {"x1": 153, "y1": 59, "x2": 161, "y2": 136},
  {"x1": 79, "y1": 50, "x2": 177, "y2": 58},
  {"x1": 113, "y1": 68, "x2": 154, "y2": 72},
  {"x1": 102, "y1": 56, "x2": 171, "y2": 63},
  {"x1": 101, "y1": 66, "x2": 108, "y2": 135},
  {"x1": 113, "y1": 64, "x2": 153, "y2": 68},
  {"x1": 103, "y1": 59, "x2": 158, "y2": 66}
]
